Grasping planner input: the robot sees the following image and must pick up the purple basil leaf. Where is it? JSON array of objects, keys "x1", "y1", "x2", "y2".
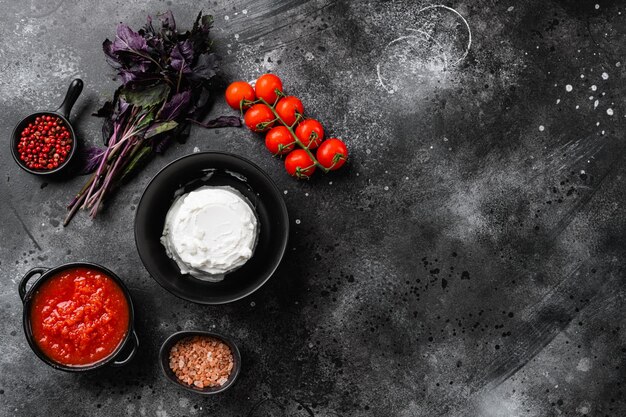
[
  {"x1": 187, "y1": 115, "x2": 242, "y2": 129},
  {"x1": 119, "y1": 69, "x2": 138, "y2": 84},
  {"x1": 144, "y1": 121, "x2": 178, "y2": 139},
  {"x1": 144, "y1": 15, "x2": 156, "y2": 35},
  {"x1": 101, "y1": 118, "x2": 114, "y2": 145},
  {"x1": 103, "y1": 39, "x2": 118, "y2": 63},
  {"x1": 118, "y1": 61, "x2": 150, "y2": 84},
  {"x1": 170, "y1": 40, "x2": 193, "y2": 73},
  {"x1": 117, "y1": 98, "x2": 130, "y2": 116},
  {"x1": 159, "y1": 91, "x2": 191, "y2": 120},
  {"x1": 101, "y1": 98, "x2": 130, "y2": 145},
  {"x1": 192, "y1": 11, "x2": 203, "y2": 32},
  {"x1": 152, "y1": 123, "x2": 190, "y2": 154},
  {"x1": 152, "y1": 133, "x2": 174, "y2": 154},
  {"x1": 77, "y1": 146, "x2": 106, "y2": 175},
  {"x1": 199, "y1": 14, "x2": 213, "y2": 31},
  {"x1": 178, "y1": 123, "x2": 191, "y2": 141},
  {"x1": 189, "y1": 53, "x2": 219, "y2": 82},
  {"x1": 113, "y1": 24, "x2": 148, "y2": 53},
  {"x1": 159, "y1": 10, "x2": 176, "y2": 31},
  {"x1": 187, "y1": 87, "x2": 211, "y2": 119},
  {"x1": 146, "y1": 36, "x2": 164, "y2": 55},
  {"x1": 93, "y1": 100, "x2": 115, "y2": 118},
  {"x1": 190, "y1": 12, "x2": 213, "y2": 55}
]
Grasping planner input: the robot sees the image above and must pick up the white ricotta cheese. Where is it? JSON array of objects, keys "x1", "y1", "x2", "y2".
[{"x1": 161, "y1": 186, "x2": 258, "y2": 281}]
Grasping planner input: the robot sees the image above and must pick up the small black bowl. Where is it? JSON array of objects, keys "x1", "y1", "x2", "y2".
[
  {"x1": 134, "y1": 152, "x2": 289, "y2": 305},
  {"x1": 11, "y1": 79, "x2": 83, "y2": 175},
  {"x1": 159, "y1": 330, "x2": 241, "y2": 395},
  {"x1": 18, "y1": 262, "x2": 138, "y2": 372}
]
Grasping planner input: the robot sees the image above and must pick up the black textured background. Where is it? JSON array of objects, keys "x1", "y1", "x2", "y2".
[{"x1": 1, "y1": 0, "x2": 625, "y2": 416}]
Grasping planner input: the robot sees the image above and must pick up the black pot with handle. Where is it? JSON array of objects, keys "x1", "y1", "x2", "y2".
[{"x1": 19, "y1": 262, "x2": 138, "y2": 372}]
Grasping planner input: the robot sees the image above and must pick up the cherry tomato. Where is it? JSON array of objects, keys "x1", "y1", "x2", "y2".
[
  {"x1": 225, "y1": 81, "x2": 256, "y2": 110},
  {"x1": 295, "y1": 119, "x2": 324, "y2": 149},
  {"x1": 255, "y1": 74, "x2": 283, "y2": 104},
  {"x1": 275, "y1": 96, "x2": 304, "y2": 126},
  {"x1": 316, "y1": 138, "x2": 348, "y2": 170},
  {"x1": 244, "y1": 104, "x2": 275, "y2": 132},
  {"x1": 285, "y1": 149, "x2": 316, "y2": 178},
  {"x1": 265, "y1": 126, "x2": 295, "y2": 155}
]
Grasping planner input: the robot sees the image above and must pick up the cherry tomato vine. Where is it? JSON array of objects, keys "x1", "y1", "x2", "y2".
[{"x1": 225, "y1": 74, "x2": 348, "y2": 179}]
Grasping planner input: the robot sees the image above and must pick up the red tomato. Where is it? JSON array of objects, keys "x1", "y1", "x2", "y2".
[
  {"x1": 225, "y1": 81, "x2": 256, "y2": 110},
  {"x1": 316, "y1": 138, "x2": 348, "y2": 170},
  {"x1": 244, "y1": 104, "x2": 275, "y2": 132},
  {"x1": 275, "y1": 96, "x2": 304, "y2": 126},
  {"x1": 255, "y1": 74, "x2": 283, "y2": 104},
  {"x1": 285, "y1": 149, "x2": 316, "y2": 178},
  {"x1": 265, "y1": 126, "x2": 295, "y2": 155},
  {"x1": 295, "y1": 119, "x2": 324, "y2": 149}
]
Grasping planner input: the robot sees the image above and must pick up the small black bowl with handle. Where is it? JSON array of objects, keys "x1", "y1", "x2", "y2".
[
  {"x1": 159, "y1": 330, "x2": 241, "y2": 395},
  {"x1": 19, "y1": 262, "x2": 139, "y2": 372},
  {"x1": 135, "y1": 152, "x2": 289, "y2": 305},
  {"x1": 11, "y1": 78, "x2": 83, "y2": 175}
]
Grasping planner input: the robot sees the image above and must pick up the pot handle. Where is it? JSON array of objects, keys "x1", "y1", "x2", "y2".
[
  {"x1": 111, "y1": 330, "x2": 139, "y2": 367},
  {"x1": 18, "y1": 267, "x2": 48, "y2": 303},
  {"x1": 56, "y1": 78, "x2": 84, "y2": 120}
]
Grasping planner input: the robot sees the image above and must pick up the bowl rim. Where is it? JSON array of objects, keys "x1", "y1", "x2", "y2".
[
  {"x1": 21, "y1": 261, "x2": 136, "y2": 372},
  {"x1": 10, "y1": 111, "x2": 78, "y2": 176},
  {"x1": 134, "y1": 151, "x2": 290, "y2": 305},
  {"x1": 159, "y1": 330, "x2": 242, "y2": 395}
]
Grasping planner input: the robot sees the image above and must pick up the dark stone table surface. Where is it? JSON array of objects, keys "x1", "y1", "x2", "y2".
[{"x1": 1, "y1": 1, "x2": 625, "y2": 416}]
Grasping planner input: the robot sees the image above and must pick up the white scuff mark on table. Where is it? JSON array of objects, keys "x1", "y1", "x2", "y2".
[
  {"x1": 376, "y1": 4, "x2": 471, "y2": 94},
  {"x1": 577, "y1": 357, "x2": 591, "y2": 372},
  {"x1": 418, "y1": 5, "x2": 472, "y2": 65}
]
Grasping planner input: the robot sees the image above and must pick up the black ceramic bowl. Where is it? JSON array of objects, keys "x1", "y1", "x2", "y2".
[
  {"x1": 134, "y1": 152, "x2": 289, "y2": 305},
  {"x1": 159, "y1": 330, "x2": 241, "y2": 395},
  {"x1": 10, "y1": 79, "x2": 83, "y2": 175},
  {"x1": 18, "y1": 262, "x2": 138, "y2": 372}
]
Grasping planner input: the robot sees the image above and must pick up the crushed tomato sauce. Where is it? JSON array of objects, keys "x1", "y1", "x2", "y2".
[{"x1": 29, "y1": 267, "x2": 130, "y2": 366}]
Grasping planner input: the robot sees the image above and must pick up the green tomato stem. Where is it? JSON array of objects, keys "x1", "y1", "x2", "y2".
[{"x1": 258, "y1": 97, "x2": 329, "y2": 174}]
